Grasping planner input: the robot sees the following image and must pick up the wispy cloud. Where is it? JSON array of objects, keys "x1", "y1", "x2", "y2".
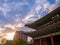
[{"x1": 0, "y1": 0, "x2": 60, "y2": 40}]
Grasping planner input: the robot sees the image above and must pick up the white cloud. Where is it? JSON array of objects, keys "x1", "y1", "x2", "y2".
[
  {"x1": 0, "y1": 1, "x2": 29, "y2": 17},
  {"x1": 0, "y1": 3, "x2": 11, "y2": 16},
  {"x1": 0, "y1": 0, "x2": 33, "y2": 41},
  {"x1": 4, "y1": 23, "x2": 25, "y2": 30},
  {"x1": 16, "y1": 23, "x2": 24, "y2": 28},
  {"x1": 22, "y1": 10, "x2": 35, "y2": 23},
  {"x1": 23, "y1": 14, "x2": 34, "y2": 22},
  {"x1": 36, "y1": 0, "x2": 60, "y2": 14},
  {"x1": 23, "y1": 0, "x2": 60, "y2": 24},
  {"x1": 0, "y1": 0, "x2": 60, "y2": 40},
  {"x1": 43, "y1": 2, "x2": 54, "y2": 12},
  {"x1": 35, "y1": 5, "x2": 42, "y2": 11},
  {"x1": 22, "y1": 13, "x2": 39, "y2": 24},
  {"x1": 0, "y1": 1, "x2": 31, "y2": 38},
  {"x1": 0, "y1": 27, "x2": 6, "y2": 31},
  {"x1": 19, "y1": 26, "x2": 36, "y2": 32},
  {"x1": 5, "y1": 24, "x2": 15, "y2": 30},
  {"x1": 36, "y1": 0, "x2": 47, "y2": 3},
  {"x1": 0, "y1": 27, "x2": 4, "y2": 31},
  {"x1": 0, "y1": 31, "x2": 1, "y2": 33}
]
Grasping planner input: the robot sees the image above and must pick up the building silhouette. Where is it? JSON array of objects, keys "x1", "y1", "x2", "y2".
[
  {"x1": 24, "y1": 7, "x2": 60, "y2": 45},
  {"x1": 14, "y1": 31, "x2": 27, "y2": 41}
]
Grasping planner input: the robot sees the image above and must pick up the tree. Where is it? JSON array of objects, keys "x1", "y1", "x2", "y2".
[
  {"x1": 4, "y1": 40, "x2": 15, "y2": 45},
  {"x1": 4, "y1": 38, "x2": 28, "y2": 45},
  {"x1": 14, "y1": 38, "x2": 28, "y2": 45}
]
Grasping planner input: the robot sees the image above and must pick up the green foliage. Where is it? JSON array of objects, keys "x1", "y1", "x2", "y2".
[
  {"x1": 14, "y1": 38, "x2": 28, "y2": 45},
  {"x1": 4, "y1": 38, "x2": 28, "y2": 45},
  {"x1": 4, "y1": 40, "x2": 15, "y2": 45}
]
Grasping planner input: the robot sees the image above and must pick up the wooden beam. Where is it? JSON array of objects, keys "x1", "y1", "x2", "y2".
[
  {"x1": 40, "y1": 38, "x2": 42, "y2": 45},
  {"x1": 32, "y1": 38, "x2": 34, "y2": 45},
  {"x1": 34, "y1": 31, "x2": 60, "y2": 39},
  {"x1": 50, "y1": 33, "x2": 54, "y2": 45}
]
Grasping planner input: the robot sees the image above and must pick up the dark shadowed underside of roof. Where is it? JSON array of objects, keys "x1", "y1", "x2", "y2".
[
  {"x1": 25, "y1": 7, "x2": 60, "y2": 29},
  {"x1": 24, "y1": 21, "x2": 60, "y2": 37},
  {"x1": 24, "y1": 7, "x2": 60, "y2": 38}
]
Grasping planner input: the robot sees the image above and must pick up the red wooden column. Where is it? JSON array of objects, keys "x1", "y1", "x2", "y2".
[
  {"x1": 40, "y1": 38, "x2": 42, "y2": 45},
  {"x1": 50, "y1": 33, "x2": 54, "y2": 45},
  {"x1": 32, "y1": 38, "x2": 35, "y2": 45}
]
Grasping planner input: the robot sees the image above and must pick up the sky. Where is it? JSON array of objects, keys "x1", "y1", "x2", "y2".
[{"x1": 0, "y1": 0, "x2": 60, "y2": 42}]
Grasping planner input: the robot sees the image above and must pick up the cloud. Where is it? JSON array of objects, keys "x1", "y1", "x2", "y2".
[
  {"x1": 0, "y1": 27, "x2": 6, "y2": 31},
  {"x1": 15, "y1": 23, "x2": 25, "y2": 28},
  {"x1": 17, "y1": 26, "x2": 36, "y2": 32},
  {"x1": 0, "y1": 23, "x2": 25, "y2": 34},
  {"x1": 22, "y1": 11, "x2": 39, "y2": 24},
  {"x1": 0, "y1": 0, "x2": 35, "y2": 34},
  {"x1": 22, "y1": 0, "x2": 48, "y2": 23},
  {"x1": 0, "y1": 3, "x2": 11, "y2": 16},
  {"x1": 0, "y1": 0, "x2": 60, "y2": 40},
  {"x1": 0, "y1": 1, "x2": 30, "y2": 17},
  {"x1": 4, "y1": 23, "x2": 25, "y2": 30},
  {"x1": 4, "y1": 24, "x2": 15, "y2": 30},
  {"x1": 0, "y1": 1, "x2": 32, "y2": 24},
  {"x1": 22, "y1": 13, "x2": 35, "y2": 23},
  {"x1": 22, "y1": 0, "x2": 60, "y2": 24}
]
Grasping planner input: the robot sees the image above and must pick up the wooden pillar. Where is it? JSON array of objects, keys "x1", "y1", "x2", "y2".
[
  {"x1": 33, "y1": 38, "x2": 35, "y2": 45},
  {"x1": 50, "y1": 33, "x2": 54, "y2": 45},
  {"x1": 40, "y1": 38, "x2": 42, "y2": 45}
]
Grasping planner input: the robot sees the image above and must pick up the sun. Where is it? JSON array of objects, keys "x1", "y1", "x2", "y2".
[{"x1": 6, "y1": 32, "x2": 15, "y2": 40}]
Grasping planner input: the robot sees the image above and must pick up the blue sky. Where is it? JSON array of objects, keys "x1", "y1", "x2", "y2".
[{"x1": 0, "y1": 0, "x2": 60, "y2": 41}]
